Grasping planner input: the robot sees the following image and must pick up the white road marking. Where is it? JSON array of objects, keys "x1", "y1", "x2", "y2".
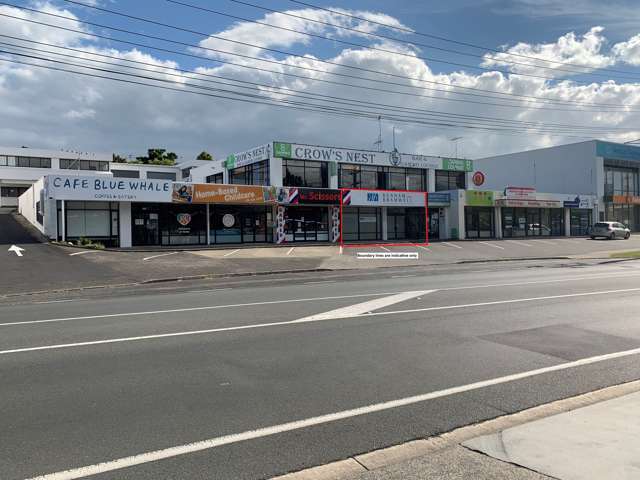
[
  {"x1": 507, "y1": 240, "x2": 532, "y2": 247},
  {"x1": 379, "y1": 246, "x2": 391, "y2": 252},
  {"x1": 33, "y1": 299, "x2": 76, "y2": 304},
  {"x1": 479, "y1": 242, "x2": 505, "y2": 250},
  {"x1": 223, "y1": 249, "x2": 240, "y2": 257},
  {"x1": 392, "y1": 275, "x2": 417, "y2": 278},
  {"x1": 303, "y1": 281, "x2": 336, "y2": 285},
  {"x1": 294, "y1": 290, "x2": 434, "y2": 322},
  {"x1": 142, "y1": 252, "x2": 178, "y2": 261},
  {"x1": 441, "y1": 242, "x2": 463, "y2": 249},
  {"x1": 28, "y1": 346, "x2": 640, "y2": 480},
  {"x1": 416, "y1": 245, "x2": 431, "y2": 252},
  {"x1": 4, "y1": 287, "x2": 639, "y2": 356},
  {"x1": 286, "y1": 247, "x2": 295, "y2": 256},
  {"x1": 362, "y1": 287, "x2": 640, "y2": 318},
  {"x1": 69, "y1": 250, "x2": 99, "y2": 256},
  {"x1": 185, "y1": 288, "x2": 232, "y2": 294},
  {"x1": 0, "y1": 292, "x2": 399, "y2": 328}
]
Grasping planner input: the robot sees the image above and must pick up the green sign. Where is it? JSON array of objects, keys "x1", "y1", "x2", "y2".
[
  {"x1": 466, "y1": 190, "x2": 494, "y2": 206},
  {"x1": 224, "y1": 154, "x2": 236, "y2": 169},
  {"x1": 442, "y1": 158, "x2": 473, "y2": 172},
  {"x1": 273, "y1": 142, "x2": 292, "y2": 158}
]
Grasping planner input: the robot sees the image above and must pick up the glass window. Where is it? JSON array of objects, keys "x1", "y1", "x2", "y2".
[
  {"x1": 228, "y1": 160, "x2": 269, "y2": 186},
  {"x1": 111, "y1": 169, "x2": 140, "y2": 178},
  {"x1": 146, "y1": 171, "x2": 176, "y2": 180},
  {"x1": 206, "y1": 173, "x2": 224, "y2": 184},
  {"x1": 283, "y1": 159, "x2": 327, "y2": 188},
  {"x1": 435, "y1": 170, "x2": 465, "y2": 191},
  {"x1": 387, "y1": 167, "x2": 406, "y2": 190},
  {"x1": 339, "y1": 164, "x2": 359, "y2": 189}
]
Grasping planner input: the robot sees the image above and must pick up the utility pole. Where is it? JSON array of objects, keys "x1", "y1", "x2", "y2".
[
  {"x1": 374, "y1": 116, "x2": 383, "y2": 151},
  {"x1": 450, "y1": 136, "x2": 463, "y2": 158}
]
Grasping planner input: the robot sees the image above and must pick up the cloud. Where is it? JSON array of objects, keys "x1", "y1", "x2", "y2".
[
  {"x1": 482, "y1": 27, "x2": 615, "y2": 77},
  {"x1": 612, "y1": 34, "x2": 640, "y2": 66},
  {"x1": 0, "y1": 2, "x2": 640, "y2": 161}
]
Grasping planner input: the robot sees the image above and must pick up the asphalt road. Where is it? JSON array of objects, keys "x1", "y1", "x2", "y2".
[{"x1": 2, "y1": 260, "x2": 640, "y2": 479}]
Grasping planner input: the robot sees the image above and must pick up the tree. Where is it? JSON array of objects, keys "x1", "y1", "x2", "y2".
[
  {"x1": 134, "y1": 148, "x2": 178, "y2": 165},
  {"x1": 112, "y1": 154, "x2": 127, "y2": 163},
  {"x1": 197, "y1": 151, "x2": 213, "y2": 161}
]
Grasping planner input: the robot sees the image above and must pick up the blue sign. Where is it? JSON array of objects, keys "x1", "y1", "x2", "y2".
[
  {"x1": 563, "y1": 196, "x2": 580, "y2": 208},
  {"x1": 596, "y1": 141, "x2": 640, "y2": 162},
  {"x1": 428, "y1": 192, "x2": 450, "y2": 205}
]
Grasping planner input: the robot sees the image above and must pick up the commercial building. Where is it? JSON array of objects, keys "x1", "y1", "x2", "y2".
[{"x1": 475, "y1": 140, "x2": 640, "y2": 231}]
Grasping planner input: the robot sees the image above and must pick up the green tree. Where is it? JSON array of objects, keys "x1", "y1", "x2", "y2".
[
  {"x1": 196, "y1": 151, "x2": 213, "y2": 161},
  {"x1": 135, "y1": 149, "x2": 178, "y2": 165},
  {"x1": 112, "y1": 154, "x2": 127, "y2": 163}
]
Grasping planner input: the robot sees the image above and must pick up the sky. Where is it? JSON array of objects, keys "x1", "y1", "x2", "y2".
[{"x1": 1, "y1": 0, "x2": 640, "y2": 161}]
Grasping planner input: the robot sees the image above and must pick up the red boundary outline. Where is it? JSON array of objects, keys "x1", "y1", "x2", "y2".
[{"x1": 339, "y1": 188, "x2": 429, "y2": 248}]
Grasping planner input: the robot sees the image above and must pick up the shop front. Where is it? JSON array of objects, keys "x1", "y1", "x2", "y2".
[
  {"x1": 464, "y1": 190, "x2": 495, "y2": 239},
  {"x1": 604, "y1": 195, "x2": 640, "y2": 231},
  {"x1": 280, "y1": 187, "x2": 340, "y2": 243},
  {"x1": 427, "y1": 192, "x2": 450, "y2": 240},
  {"x1": 341, "y1": 189, "x2": 427, "y2": 243}
]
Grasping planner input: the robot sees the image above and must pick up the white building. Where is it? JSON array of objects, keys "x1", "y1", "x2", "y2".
[
  {"x1": 475, "y1": 140, "x2": 640, "y2": 231},
  {"x1": 0, "y1": 145, "x2": 210, "y2": 211}
]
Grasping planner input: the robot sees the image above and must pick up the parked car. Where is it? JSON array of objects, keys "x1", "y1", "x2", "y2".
[{"x1": 590, "y1": 222, "x2": 631, "y2": 240}]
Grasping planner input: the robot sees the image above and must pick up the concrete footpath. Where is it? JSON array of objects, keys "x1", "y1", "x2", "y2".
[{"x1": 275, "y1": 381, "x2": 640, "y2": 480}]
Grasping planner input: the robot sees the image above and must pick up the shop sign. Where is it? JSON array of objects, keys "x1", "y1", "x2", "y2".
[
  {"x1": 505, "y1": 186, "x2": 537, "y2": 199},
  {"x1": 466, "y1": 190, "x2": 494, "y2": 206},
  {"x1": 172, "y1": 183, "x2": 277, "y2": 204},
  {"x1": 46, "y1": 175, "x2": 172, "y2": 202},
  {"x1": 286, "y1": 187, "x2": 340, "y2": 205},
  {"x1": 472, "y1": 171, "x2": 485, "y2": 186},
  {"x1": 563, "y1": 195, "x2": 595, "y2": 209},
  {"x1": 427, "y1": 192, "x2": 450, "y2": 205},
  {"x1": 176, "y1": 213, "x2": 192, "y2": 226},
  {"x1": 611, "y1": 194, "x2": 640, "y2": 205},
  {"x1": 273, "y1": 142, "x2": 442, "y2": 169},
  {"x1": 596, "y1": 141, "x2": 640, "y2": 162},
  {"x1": 498, "y1": 199, "x2": 563, "y2": 208},
  {"x1": 342, "y1": 189, "x2": 426, "y2": 207},
  {"x1": 225, "y1": 143, "x2": 271, "y2": 169},
  {"x1": 222, "y1": 213, "x2": 235, "y2": 227},
  {"x1": 442, "y1": 158, "x2": 473, "y2": 172}
]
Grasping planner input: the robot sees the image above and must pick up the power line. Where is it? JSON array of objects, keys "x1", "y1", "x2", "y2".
[
  {"x1": 164, "y1": 0, "x2": 640, "y2": 81},
  {"x1": 0, "y1": 53, "x2": 626, "y2": 139},
  {"x1": 285, "y1": 0, "x2": 640, "y2": 77},
  {"x1": 25, "y1": 0, "x2": 639, "y2": 109},
  {"x1": 1, "y1": 41, "x2": 630, "y2": 135}
]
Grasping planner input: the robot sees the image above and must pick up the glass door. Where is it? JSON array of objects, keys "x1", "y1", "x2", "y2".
[{"x1": 132, "y1": 205, "x2": 160, "y2": 246}]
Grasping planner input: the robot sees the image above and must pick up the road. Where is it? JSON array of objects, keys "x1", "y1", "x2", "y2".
[{"x1": 2, "y1": 260, "x2": 640, "y2": 479}]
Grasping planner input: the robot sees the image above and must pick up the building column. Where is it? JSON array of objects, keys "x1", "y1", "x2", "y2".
[
  {"x1": 427, "y1": 169, "x2": 436, "y2": 192},
  {"x1": 270, "y1": 157, "x2": 283, "y2": 187},
  {"x1": 206, "y1": 203, "x2": 211, "y2": 245},
  {"x1": 119, "y1": 202, "x2": 132, "y2": 248},
  {"x1": 564, "y1": 208, "x2": 571, "y2": 237},
  {"x1": 329, "y1": 162, "x2": 338, "y2": 189},
  {"x1": 61, "y1": 199, "x2": 66, "y2": 242},
  {"x1": 439, "y1": 208, "x2": 447, "y2": 241},
  {"x1": 382, "y1": 207, "x2": 388, "y2": 241},
  {"x1": 495, "y1": 206, "x2": 503, "y2": 239}
]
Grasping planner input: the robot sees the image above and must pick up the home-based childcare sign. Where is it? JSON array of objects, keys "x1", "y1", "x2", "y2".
[{"x1": 46, "y1": 175, "x2": 172, "y2": 202}]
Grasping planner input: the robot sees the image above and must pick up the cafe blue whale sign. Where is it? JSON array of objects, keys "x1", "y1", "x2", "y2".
[{"x1": 46, "y1": 175, "x2": 172, "y2": 202}]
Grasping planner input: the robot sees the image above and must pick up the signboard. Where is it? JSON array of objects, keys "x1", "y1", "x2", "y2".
[
  {"x1": 172, "y1": 183, "x2": 279, "y2": 204},
  {"x1": 442, "y1": 158, "x2": 473, "y2": 172},
  {"x1": 342, "y1": 189, "x2": 426, "y2": 207},
  {"x1": 497, "y1": 199, "x2": 563, "y2": 208},
  {"x1": 564, "y1": 195, "x2": 595, "y2": 209},
  {"x1": 225, "y1": 143, "x2": 271, "y2": 169},
  {"x1": 427, "y1": 192, "x2": 450, "y2": 206},
  {"x1": 611, "y1": 194, "x2": 640, "y2": 205},
  {"x1": 46, "y1": 175, "x2": 172, "y2": 202},
  {"x1": 596, "y1": 141, "x2": 640, "y2": 162},
  {"x1": 466, "y1": 190, "x2": 494, "y2": 206},
  {"x1": 505, "y1": 186, "x2": 537, "y2": 199},
  {"x1": 472, "y1": 171, "x2": 485, "y2": 186},
  {"x1": 286, "y1": 187, "x2": 340, "y2": 205},
  {"x1": 273, "y1": 142, "x2": 442, "y2": 169}
]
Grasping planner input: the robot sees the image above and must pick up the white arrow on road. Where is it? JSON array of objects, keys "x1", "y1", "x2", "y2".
[{"x1": 8, "y1": 245, "x2": 25, "y2": 257}]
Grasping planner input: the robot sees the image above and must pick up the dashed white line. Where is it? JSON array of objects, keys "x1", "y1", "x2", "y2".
[
  {"x1": 142, "y1": 252, "x2": 178, "y2": 261},
  {"x1": 534, "y1": 240, "x2": 557, "y2": 246},
  {"x1": 507, "y1": 240, "x2": 533, "y2": 247},
  {"x1": 479, "y1": 242, "x2": 505, "y2": 250},
  {"x1": 286, "y1": 247, "x2": 295, "y2": 256},
  {"x1": 379, "y1": 246, "x2": 392, "y2": 252},
  {"x1": 303, "y1": 281, "x2": 336, "y2": 285},
  {"x1": 416, "y1": 245, "x2": 431, "y2": 252},
  {"x1": 223, "y1": 249, "x2": 240, "y2": 257},
  {"x1": 441, "y1": 242, "x2": 463, "y2": 249},
  {"x1": 392, "y1": 275, "x2": 417, "y2": 278},
  {"x1": 27, "y1": 345, "x2": 640, "y2": 480}
]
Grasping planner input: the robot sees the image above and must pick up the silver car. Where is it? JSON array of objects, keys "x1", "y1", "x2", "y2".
[{"x1": 590, "y1": 221, "x2": 631, "y2": 240}]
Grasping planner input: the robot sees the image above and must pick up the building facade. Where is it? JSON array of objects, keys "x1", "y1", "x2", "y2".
[{"x1": 474, "y1": 140, "x2": 640, "y2": 231}]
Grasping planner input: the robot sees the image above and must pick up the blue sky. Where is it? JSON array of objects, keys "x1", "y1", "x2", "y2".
[{"x1": 1, "y1": 0, "x2": 640, "y2": 158}]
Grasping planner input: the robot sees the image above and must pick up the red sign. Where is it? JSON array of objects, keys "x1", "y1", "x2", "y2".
[{"x1": 472, "y1": 171, "x2": 485, "y2": 186}]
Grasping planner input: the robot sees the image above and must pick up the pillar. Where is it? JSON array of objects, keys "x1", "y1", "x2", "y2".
[
  {"x1": 61, "y1": 199, "x2": 66, "y2": 242},
  {"x1": 119, "y1": 202, "x2": 132, "y2": 248},
  {"x1": 494, "y1": 206, "x2": 503, "y2": 239},
  {"x1": 329, "y1": 206, "x2": 340, "y2": 243},
  {"x1": 270, "y1": 157, "x2": 283, "y2": 187},
  {"x1": 427, "y1": 169, "x2": 436, "y2": 192},
  {"x1": 382, "y1": 206, "x2": 388, "y2": 241},
  {"x1": 329, "y1": 161, "x2": 338, "y2": 189},
  {"x1": 206, "y1": 203, "x2": 211, "y2": 245},
  {"x1": 564, "y1": 208, "x2": 571, "y2": 237}
]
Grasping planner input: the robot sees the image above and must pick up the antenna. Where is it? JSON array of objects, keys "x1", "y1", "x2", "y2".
[
  {"x1": 450, "y1": 136, "x2": 463, "y2": 158},
  {"x1": 373, "y1": 115, "x2": 383, "y2": 151},
  {"x1": 392, "y1": 126, "x2": 397, "y2": 151}
]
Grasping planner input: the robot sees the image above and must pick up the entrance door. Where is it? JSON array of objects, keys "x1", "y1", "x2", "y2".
[
  {"x1": 132, "y1": 205, "x2": 160, "y2": 246},
  {"x1": 406, "y1": 208, "x2": 425, "y2": 241},
  {"x1": 428, "y1": 208, "x2": 440, "y2": 240},
  {"x1": 285, "y1": 207, "x2": 329, "y2": 242},
  {"x1": 465, "y1": 207, "x2": 494, "y2": 239}
]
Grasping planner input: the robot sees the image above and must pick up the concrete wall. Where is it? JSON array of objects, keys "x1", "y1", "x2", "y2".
[
  {"x1": 475, "y1": 141, "x2": 599, "y2": 196},
  {"x1": 17, "y1": 179, "x2": 45, "y2": 233}
]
